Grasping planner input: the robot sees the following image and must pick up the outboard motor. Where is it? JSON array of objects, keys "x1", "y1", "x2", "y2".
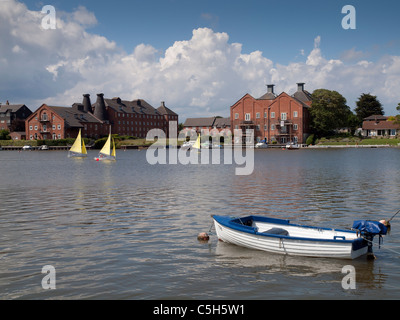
[{"x1": 352, "y1": 220, "x2": 388, "y2": 259}]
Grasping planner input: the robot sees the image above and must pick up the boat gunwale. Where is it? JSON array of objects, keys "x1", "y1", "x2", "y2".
[{"x1": 213, "y1": 215, "x2": 362, "y2": 244}]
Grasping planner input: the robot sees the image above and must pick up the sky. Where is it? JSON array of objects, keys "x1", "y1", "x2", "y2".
[{"x1": 1, "y1": 0, "x2": 400, "y2": 121}]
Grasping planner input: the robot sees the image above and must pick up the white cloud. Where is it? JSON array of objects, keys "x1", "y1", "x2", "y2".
[
  {"x1": 1, "y1": 1, "x2": 399, "y2": 119},
  {"x1": 71, "y1": 6, "x2": 98, "y2": 26}
]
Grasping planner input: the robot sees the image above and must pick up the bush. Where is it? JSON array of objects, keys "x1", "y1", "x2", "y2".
[
  {"x1": 37, "y1": 138, "x2": 76, "y2": 146},
  {"x1": 94, "y1": 137, "x2": 108, "y2": 149},
  {"x1": 0, "y1": 129, "x2": 11, "y2": 140},
  {"x1": 306, "y1": 134, "x2": 315, "y2": 145}
]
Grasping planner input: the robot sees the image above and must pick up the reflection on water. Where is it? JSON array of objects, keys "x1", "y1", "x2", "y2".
[{"x1": 0, "y1": 148, "x2": 400, "y2": 299}]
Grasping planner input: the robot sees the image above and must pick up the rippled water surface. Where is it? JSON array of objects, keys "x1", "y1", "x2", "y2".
[{"x1": 1, "y1": 148, "x2": 400, "y2": 299}]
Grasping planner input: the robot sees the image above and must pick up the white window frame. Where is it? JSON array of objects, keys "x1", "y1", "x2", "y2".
[{"x1": 245, "y1": 113, "x2": 251, "y2": 121}]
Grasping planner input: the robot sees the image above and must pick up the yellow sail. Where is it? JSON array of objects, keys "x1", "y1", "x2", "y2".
[
  {"x1": 192, "y1": 134, "x2": 201, "y2": 149},
  {"x1": 69, "y1": 129, "x2": 84, "y2": 154},
  {"x1": 100, "y1": 133, "x2": 111, "y2": 156},
  {"x1": 81, "y1": 139, "x2": 87, "y2": 155},
  {"x1": 111, "y1": 138, "x2": 116, "y2": 158}
]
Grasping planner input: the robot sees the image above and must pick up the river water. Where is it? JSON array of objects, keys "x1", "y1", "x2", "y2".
[{"x1": 0, "y1": 148, "x2": 399, "y2": 299}]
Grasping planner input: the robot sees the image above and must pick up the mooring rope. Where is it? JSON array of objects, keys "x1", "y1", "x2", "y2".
[{"x1": 362, "y1": 236, "x2": 400, "y2": 256}]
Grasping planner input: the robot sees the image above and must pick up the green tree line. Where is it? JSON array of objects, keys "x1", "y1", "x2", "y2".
[{"x1": 309, "y1": 89, "x2": 386, "y2": 139}]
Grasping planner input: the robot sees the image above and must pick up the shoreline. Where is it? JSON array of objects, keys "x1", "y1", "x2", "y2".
[
  {"x1": 307, "y1": 144, "x2": 400, "y2": 149},
  {"x1": 2, "y1": 144, "x2": 400, "y2": 151}
]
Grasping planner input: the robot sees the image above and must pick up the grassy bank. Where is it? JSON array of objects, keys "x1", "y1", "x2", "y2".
[
  {"x1": 0, "y1": 138, "x2": 184, "y2": 149},
  {"x1": 117, "y1": 138, "x2": 185, "y2": 148},
  {"x1": 315, "y1": 137, "x2": 400, "y2": 146}
]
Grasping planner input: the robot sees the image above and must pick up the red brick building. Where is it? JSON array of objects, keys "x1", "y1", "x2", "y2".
[
  {"x1": 0, "y1": 102, "x2": 32, "y2": 132},
  {"x1": 182, "y1": 117, "x2": 230, "y2": 134},
  {"x1": 26, "y1": 93, "x2": 179, "y2": 140},
  {"x1": 25, "y1": 103, "x2": 109, "y2": 140},
  {"x1": 230, "y1": 83, "x2": 312, "y2": 144},
  {"x1": 362, "y1": 115, "x2": 400, "y2": 137},
  {"x1": 91, "y1": 95, "x2": 178, "y2": 138}
]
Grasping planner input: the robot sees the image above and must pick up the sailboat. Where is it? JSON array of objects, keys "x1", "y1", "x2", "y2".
[
  {"x1": 68, "y1": 129, "x2": 87, "y2": 158},
  {"x1": 192, "y1": 134, "x2": 201, "y2": 150},
  {"x1": 94, "y1": 132, "x2": 116, "y2": 161}
]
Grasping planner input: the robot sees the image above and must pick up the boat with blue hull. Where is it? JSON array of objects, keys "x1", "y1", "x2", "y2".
[{"x1": 212, "y1": 215, "x2": 388, "y2": 259}]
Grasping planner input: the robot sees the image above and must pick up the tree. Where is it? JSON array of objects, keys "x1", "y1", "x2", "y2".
[
  {"x1": 395, "y1": 103, "x2": 400, "y2": 125},
  {"x1": 310, "y1": 89, "x2": 352, "y2": 137},
  {"x1": 354, "y1": 93, "x2": 384, "y2": 124},
  {"x1": 0, "y1": 129, "x2": 11, "y2": 140}
]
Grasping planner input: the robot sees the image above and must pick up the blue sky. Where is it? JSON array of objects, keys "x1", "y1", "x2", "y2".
[
  {"x1": 22, "y1": 0, "x2": 400, "y2": 63},
  {"x1": 1, "y1": 0, "x2": 400, "y2": 119}
]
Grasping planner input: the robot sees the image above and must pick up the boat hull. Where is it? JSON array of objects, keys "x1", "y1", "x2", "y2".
[
  {"x1": 68, "y1": 152, "x2": 87, "y2": 158},
  {"x1": 213, "y1": 215, "x2": 368, "y2": 259},
  {"x1": 94, "y1": 155, "x2": 116, "y2": 161}
]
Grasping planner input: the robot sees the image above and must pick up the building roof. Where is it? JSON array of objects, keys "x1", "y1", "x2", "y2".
[
  {"x1": 292, "y1": 90, "x2": 312, "y2": 103},
  {"x1": 183, "y1": 117, "x2": 216, "y2": 127},
  {"x1": 362, "y1": 118, "x2": 400, "y2": 130},
  {"x1": 46, "y1": 106, "x2": 103, "y2": 128},
  {"x1": 258, "y1": 92, "x2": 276, "y2": 100},
  {"x1": 363, "y1": 115, "x2": 387, "y2": 121},
  {"x1": 258, "y1": 84, "x2": 277, "y2": 100},
  {"x1": 183, "y1": 116, "x2": 230, "y2": 128},
  {"x1": 213, "y1": 117, "x2": 231, "y2": 128},
  {"x1": 0, "y1": 104, "x2": 26, "y2": 113},
  {"x1": 102, "y1": 97, "x2": 160, "y2": 116},
  {"x1": 157, "y1": 101, "x2": 178, "y2": 116}
]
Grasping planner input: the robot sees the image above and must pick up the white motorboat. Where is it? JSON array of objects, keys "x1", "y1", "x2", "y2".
[
  {"x1": 285, "y1": 142, "x2": 299, "y2": 150},
  {"x1": 255, "y1": 140, "x2": 268, "y2": 149},
  {"x1": 212, "y1": 215, "x2": 388, "y2": 259}
]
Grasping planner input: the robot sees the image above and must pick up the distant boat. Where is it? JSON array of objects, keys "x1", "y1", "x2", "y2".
[
  {"x1": 181, "y1": 140, "x2": 195, "y2": 149},
  {"x1": 285, "y1": 142, "x2": 299, "y2": 150},
  {"x1": 94, "y1": 132, "x2": 116, "y2": 161},
  {"x1": 39, "y1": 145, "x2": 49, "y2": 151},
  {"x1": 212, "y1": 215, "x2": 387, "y2": 259},
  {"x1": 255, "y1": 139, "x2": 268, "y2": 149},
  {"x1": 68, "y1": 129, "x2": 87, "y2": 158}
]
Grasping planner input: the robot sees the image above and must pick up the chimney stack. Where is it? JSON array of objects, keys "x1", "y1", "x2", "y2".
[
  {"x1": 94, "y1": 93, "x2": 108, "y2": 121},
  {"x1": 297, "y1": 83, "x2": 305, "y2": 92},
  {"x1": 267, "y1": 84, "x2": 275, "y2": 94},
  {"x1": 82, "y1": 94, "x2": 92, "y2": 113}
]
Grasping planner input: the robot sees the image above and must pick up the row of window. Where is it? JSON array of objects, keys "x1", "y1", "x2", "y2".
[
  {"x1": 234, "y1": 124, "x2": 299, "y2": 131},
  {"x1": 235, "y1": 111, "x2": 299, "y2": 121},
  {"x1": 30, "y1": 133, "x2": 62, "y2": 140},
  {"x1": 29, "y1": 124, "x2": 62, "y2": 131},
  {"x1": 115, "y1": 113, "x2": 177, "y2": 120},
  {"x1": 116, "y1": 120, "x2": 167, "y2": 126}
]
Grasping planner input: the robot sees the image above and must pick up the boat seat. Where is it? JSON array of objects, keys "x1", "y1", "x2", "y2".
[{"x1": 262, "y1": 228, "x2": 289, "y2": 236}]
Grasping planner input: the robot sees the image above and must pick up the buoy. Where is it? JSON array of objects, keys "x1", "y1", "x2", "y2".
[{"x1": 197, "y1": 232, "x2": 210, "y2": 242}]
